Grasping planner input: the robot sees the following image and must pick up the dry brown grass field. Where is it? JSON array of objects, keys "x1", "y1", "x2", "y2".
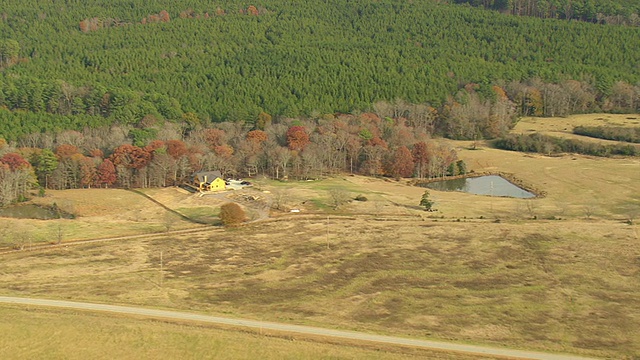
[
  {"x1": 513, "y1": 113, "x2": 640, "y2": 146},
  {"x1": 1, "y1": 306, "x2": 491, "y2": 360},
  {"x1": 1, "y1": 115, "x2": 639, "y2": 359}
]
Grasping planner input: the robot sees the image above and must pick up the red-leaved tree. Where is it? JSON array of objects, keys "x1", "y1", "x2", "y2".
[
  {"x1": 386, "y1": 146, "x2": 414, "y2": 178},
  {"x1": 0, "y1": 153, "x2": 31, "y2": 171},
  {"x1": 159, "y1": 10, "x2": 170, "y2": 22},
  {"x1": 96, "y1": 159, "x2": 116, "y2": 188},
  {"x1": 246, "y1": 130, "x2": 268, "y2": 144},
  {"x1": 286, "y1": 126, "x2": 310, "y2": 151},
  {"x1": 412, "y1": 141, "x2": 430, "y2": 179},
  {"x1": 55, "y1": 144, "x2": 80, "y2": 159},
  {"x1": 247, "y1": 5, "x2": 259, "y2": 16},
  {"x1": 110, "y1": 144, "x2": 152, "y2": 169},
  {"x1": 165, "y1": 140, "x2": 188, "y2": 159},
  {"x1": 204, "y1": 129, "x2": 226, "y2": 148},
  {"x1": 79, "y1": 156, "x2": 97, "y2": 188}
]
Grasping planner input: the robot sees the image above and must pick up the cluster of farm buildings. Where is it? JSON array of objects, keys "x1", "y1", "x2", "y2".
[{"x1": 189, "y1": 171, "x2": 252, "y2": 193}]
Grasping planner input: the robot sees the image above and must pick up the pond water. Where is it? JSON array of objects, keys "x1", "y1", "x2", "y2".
[
  {"x1": 420, "y1": 175, "x2": 535, "y2": 198},
  {"x1": 0, "y1": 204, "x2": 73, "y2": 220}
]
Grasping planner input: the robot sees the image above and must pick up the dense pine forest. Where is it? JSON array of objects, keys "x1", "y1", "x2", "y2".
[
  {"x1": 0, "y1": 0, "x2": 639, "y2": 204},
  {"x1": 1, "y1": 0, "x2": 639, "y2": 133},
  {"x1": 451, "y1": 0, "x2": 640, "y2": 25}
]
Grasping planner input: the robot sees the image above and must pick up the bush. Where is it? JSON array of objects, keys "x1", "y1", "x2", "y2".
[
  {"x1": 354, "y1": 194, "x2": 368, "y2": 201},
  {"x1": 494, "y1": 133, "x2": 639, "y2": 157},
  {"x1": 573, "y1": 126, "x2": 640, "y2": 143},
  {"x1": 419, "y1": 190, "x2": 434, "y2": 211},
  {"x1": 219, "y1": 202, "x2": 246, "y2": 226}
]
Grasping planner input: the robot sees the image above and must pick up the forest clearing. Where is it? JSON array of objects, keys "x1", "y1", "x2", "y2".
[{"x1": 1, "y1": 114, "x2": 638, "y2": 359}]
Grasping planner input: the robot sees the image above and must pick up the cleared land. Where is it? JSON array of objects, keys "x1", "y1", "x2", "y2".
[
  {"x1": 513, "y1": 113, "x2": 640, "y2": 146},
  {"x1": 1, "y1": 115, "x2": 639, "y2": 359}
]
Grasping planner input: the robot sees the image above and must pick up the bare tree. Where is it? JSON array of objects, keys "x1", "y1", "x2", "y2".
[
  {"x1": 562, "y1": 80, "x2": 596, "y2": 114},
  {"x1": 163, "y1": 211, "x2": 177, "y2": 231},
  {"x1": 328, "y1": 188, "x2": 350, "y2": 209},
  {"x1": 607, "y1": 81, "x2": 638, "y2": 113},
  {"x1": 271, "y1": 189, "x2": 288, "y2": 211},
  {"x1": 526, "y1": 199, "x2": 538, "y2": 219},
  {"x1": 541, "y1": 83, "x2": 570, "y2": 117},
  {"x1": 583, "y1": 204, "x2": 596, "y2": 220},
  {"x1": 56, "y1": 130, "x2": 85, "y2": 148},
  {"x1": 555, "y1": 201, "x2": 570, "y2": 219}
]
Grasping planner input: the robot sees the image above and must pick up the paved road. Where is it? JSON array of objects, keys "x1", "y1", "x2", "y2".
[{"x1": 0, "y1": 296, "x2": 597, "y2": 360}]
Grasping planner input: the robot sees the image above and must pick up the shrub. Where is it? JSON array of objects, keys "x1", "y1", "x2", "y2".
[
  {"x1": 573, "y1": 126, "x2": 640, "y2": 143},
  {"x1": 354, "y1": 194, "x2": 368, "y2": 201},
  {"x1": 419, "y1": 190, "x2": 434, "y2": 211},
  {"x1": 494, "y1": 133, "x2": 639, "y2": 157},
  {"x1": 219, "y1": 202, "x2": 246, "y2": 226}
]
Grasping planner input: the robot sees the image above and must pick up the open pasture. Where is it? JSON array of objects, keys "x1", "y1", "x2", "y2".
[
  {"x1": 0, "y1": 214, "x2": 638, "y2": 358},
  {"x1": 1, "y1": 115, "x2": 639, "y2": 359},
  {"x1": 512, "y1": 113, "x2": 640, "y2": 145},
  {"x1": 1, "y1": 306, "x2": 478, "y2": 360}
]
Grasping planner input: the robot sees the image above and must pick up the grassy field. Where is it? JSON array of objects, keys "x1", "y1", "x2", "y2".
[
  {"x1": 1, "y1": 115, "x2": 639, "y2": 359},
  {"x1": 452, "y1": 142, "x2": 639, "y2": 220},
  {"x1": 513, "y1": 113, "x2": 640, "y2": 146},
  {"x1": 0, "y1": 306, "x2": 490, "y2": 360},
  {"x1": 1, "y1": 216, "x2": 637, "y2": 358}
]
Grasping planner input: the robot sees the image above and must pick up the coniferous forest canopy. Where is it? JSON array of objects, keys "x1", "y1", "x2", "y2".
[
  {"x1": 0, "y1": 0, "x2": 639, "y2": 203},
  {"x1": 450, "y1": 0, "x2": 640, "y2": 25},
  {"x1": 0, "y1": 0, "x2": 639, "y2": 133}
]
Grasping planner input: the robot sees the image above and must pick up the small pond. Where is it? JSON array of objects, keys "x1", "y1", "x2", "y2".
[
  {"x1": 0, "y1": 204, "x2": 74, "y2": 220},
  {"x1": 419, "y1": 175, "x2": 536, "y2": 198}
]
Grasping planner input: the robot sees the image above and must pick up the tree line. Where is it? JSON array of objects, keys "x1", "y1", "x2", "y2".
[
  {"x1": 450, "y1": 0, "x2": 640, "y2": 25},
  {"x1": 573, "y1": 125, "x2": 640, "y2": 143},
  {"x1": 1, "y1": 75, "x2": 639, "y2": 142},
  {"x1": 0, "y1": 112, "x2": 470, "y2": 205},
  {"x1": 494, "y1": 132, "x2": 639, "y2": 156}
]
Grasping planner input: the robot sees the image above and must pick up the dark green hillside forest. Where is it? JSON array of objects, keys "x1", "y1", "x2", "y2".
[
  {"x1": 0, "y1": 0, "x2": 639, "y2": 138},
  {"x1": 451, "y1": 0, "x2": 640, "y2": 25},
  {"x1": 0, "y1": 1, "x2": 639, "y2": 204}
]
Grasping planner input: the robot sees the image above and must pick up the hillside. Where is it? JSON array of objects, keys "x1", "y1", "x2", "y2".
[
  {"x1": 451, "y1": 0, "x2": 640, "y2": 24},
  {"x1": 0, "y1": 0, "x2": 639, "y2": 137}
]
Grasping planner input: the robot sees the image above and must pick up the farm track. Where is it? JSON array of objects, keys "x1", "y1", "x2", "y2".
[
  {"x1": 0, "y1": 296, "x2": 598, "y2": 360},
  {"x1": 0, "y1": 225, "x2": 215, "y2": 255},
  {"x1": 0, "y1": 213, "x2": 427, "y2": 256},
  {"x1": 128, "y1": 189, "x2": 212, "y2": 225}
]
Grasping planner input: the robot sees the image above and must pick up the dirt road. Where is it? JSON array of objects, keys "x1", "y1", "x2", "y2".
[{"x1": 0, "y1": 296, "x2": 597, "y2": 360}]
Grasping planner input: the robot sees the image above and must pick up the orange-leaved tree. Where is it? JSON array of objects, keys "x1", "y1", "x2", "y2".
[
  {"x1": 96, "y1": 159, "x2": 116, "y2": 188},
  {"x1": 386, "y1": 146, "x2": 414, "y2": 178},
  {"x1": 219, "y1": 202, "x2": 246, "y2": 226},
  {"x1": 286, "y1": 126, "x2": 310, "y2": 151}
]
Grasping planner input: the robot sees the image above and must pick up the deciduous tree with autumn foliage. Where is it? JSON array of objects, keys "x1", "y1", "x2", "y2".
[
  {"x1": 286, "y1": 126, "x2": 310, "y2": 151},
  {"x1": 0, "y1": 153, "x2": 36, "y2": 205},
  {"x1": 386, "y1": 146, "x2": 414, "y2": 179}
]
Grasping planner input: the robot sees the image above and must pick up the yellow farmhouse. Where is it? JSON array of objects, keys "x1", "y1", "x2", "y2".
[{"x1": 193, "y1": 171, "x2": 226, "y2": 192}]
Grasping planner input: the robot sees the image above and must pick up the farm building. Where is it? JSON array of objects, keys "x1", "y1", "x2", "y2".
[{"x1": 193, "y1": 171, "x2": 226, "y2": 192}]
